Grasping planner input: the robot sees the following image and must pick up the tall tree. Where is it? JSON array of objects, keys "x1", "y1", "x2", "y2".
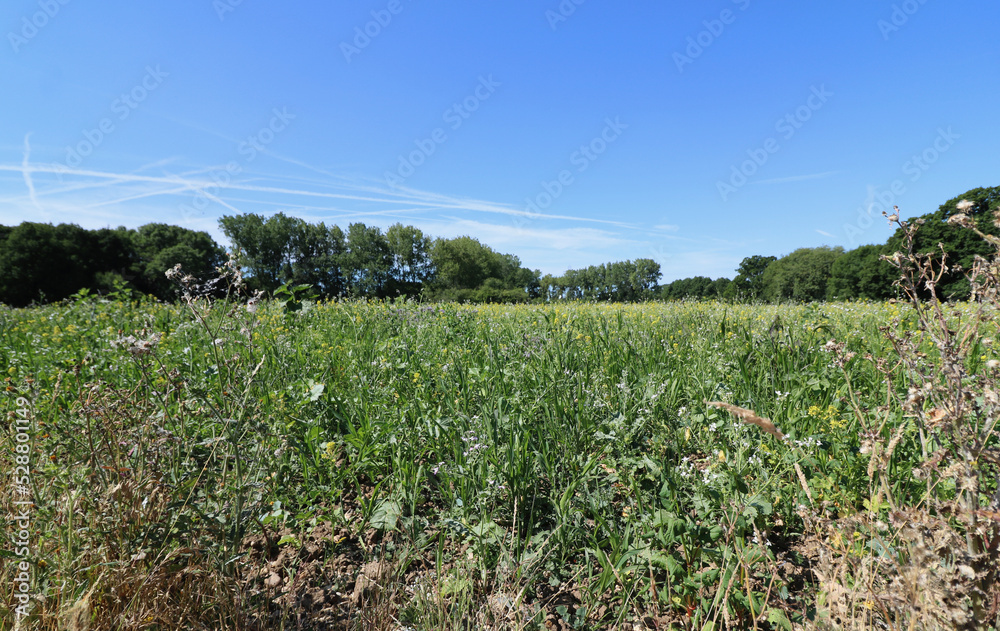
[
  {"x1": 762, "y1": 246, "x2": 844, "y2": 302},
  {"x1": 428, "y1": 236, "x2": 539, "y2": 301},
  {"x1": 385, "y1": 223, "x2": 433, "y2": 295},
  {"x1": 730, "y1": 255, "x2": 777, "y2": 301},
  {"x1": 430, "y1": 236, "x2": 495, "y2": 291},
  {"x1": 219, "y1": 213, "x2": 300, "y2": 292},
  {"x1": 885, "y1": 186, "x2": 1000, "y2": 300},
  {"x1": 343, "y1": 223, "x2": 392, "y2": 297},
  {"x1": 288, "y1": 222, "x2": 347, "y2": 297},
  {"x1": 827, "y1": 244, "x2": 895, "y2": 300},
  {"x1": 0, "y1": 223, "x2": 93, "y2": 306},
  {"x1": 631, "y1": 258, "x2": 662, "y2": 299},
  {"x1": 132, "y1": 223, "x2": 226, "y2": 299}
]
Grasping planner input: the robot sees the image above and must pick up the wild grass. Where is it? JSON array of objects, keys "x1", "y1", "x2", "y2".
[{"x1": 1, "y1": 215, "x2": 998, "y2": 629}]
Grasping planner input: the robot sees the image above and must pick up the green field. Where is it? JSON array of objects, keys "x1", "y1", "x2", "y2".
[{"x1": 2, "y1": 288, "x2": 998, "y2": 629}]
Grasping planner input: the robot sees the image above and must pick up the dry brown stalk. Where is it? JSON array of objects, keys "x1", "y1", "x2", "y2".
[{"x1": 704, "y1": 400, "x2": 786, "y2": 440}]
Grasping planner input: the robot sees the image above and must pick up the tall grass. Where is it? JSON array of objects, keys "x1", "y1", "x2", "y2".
[{"x1": 1, "y1": 250, "x2": 993, "y2": 628}]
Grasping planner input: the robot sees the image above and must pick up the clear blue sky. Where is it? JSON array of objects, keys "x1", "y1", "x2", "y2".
[{"x1": 2, "y1": 1, "x2": 998, "y2": 280}]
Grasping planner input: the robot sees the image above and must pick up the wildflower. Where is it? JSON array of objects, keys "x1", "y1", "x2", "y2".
[{"x1": 112, "y1": 332, "x2": 161, "y2": 356}]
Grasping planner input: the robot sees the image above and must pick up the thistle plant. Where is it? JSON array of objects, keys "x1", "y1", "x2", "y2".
[{"x1": 811, "y1": 203, "x2": 1000, "y2": 630}]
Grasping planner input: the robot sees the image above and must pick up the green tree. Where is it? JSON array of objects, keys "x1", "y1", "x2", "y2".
[
  {"x1": 430, "y1": 236, "x2": 495, "y2": 291},
  {"x1": 827, "y1": 244, "x2": 896, "y2": 300},
  {"x1": 343, "y1": 223, "x2": 392, "y2": 297},
  {"x1": 0, "y1": 223, "x2": 94, "y2": 306},
  {"x1": 661, "y1": 276, "x2": 714, "y2": 300},
  {"x1": 132, "y1": 223, "x2": 225, "y2": 299},
  {"x1": 386, "y1": 223, "x2": 433, "y2": 296},
  {"x1": 428, "y1": 236, "x2": 539, "y2": 301},
  {"x1": 628, "y1": 258, "x2": 662, "y2": 300},
  {"x1": 551, "y1": 259, "x2": 659, "y2": 302},
  {"x1": 885, "y1": 186, "x2": 1000, "y2": 300},
  {"x1": 288, "y1": 222, "x2": 347, "y2": 297},
  {"x1": 219, "y1": 213, "x2": 299, "y2": 293},
  {"x1": 762, "y1": 246, "x2": 844, "y2": 302},
  {"x1": 730, "y1": 255, "x2": 777, "y2": 301},
  {"x1": 220, "y1": 213, "x2": 348, "y2": 297},
  {"x1": 710, "y1": 277, "x2": 732, "y2": 299}
]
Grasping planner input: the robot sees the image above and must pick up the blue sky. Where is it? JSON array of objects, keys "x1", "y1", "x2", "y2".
[{"x1": 2, "y1": 1, "x2": 998, "y2": 281}]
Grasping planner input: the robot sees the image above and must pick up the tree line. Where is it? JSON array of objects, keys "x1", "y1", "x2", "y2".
[
  {"x1": 659, "y1": 186, "x2": 1000, "y2": 302},
  {"x1": 0, "y1": 214, "x2": 544, "y2": 306},
  {"x1": 0, "y1": 222, "x2": 224, "y2": 306},
  {"x1": 217, "y1": 214, "x2": 542, "y2": 302},
  {"x1": 539, "y1": 259, "x2": 662, "y2": 302},
  {"x1": 1, "y1": 185, "x2": 995, "y2": 306}
]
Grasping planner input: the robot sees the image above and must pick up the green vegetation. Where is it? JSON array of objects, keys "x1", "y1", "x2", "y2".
[
  {"x1": 4, "y1": 186, "x2": 997, "y2": 308},
  {"x1": 2, "y1": 189, "x2": 1000, "y2": 628},
  {"x1": 541, "y1": 259, "x2": 661, "y2": 302},
  {"x1": 4, "y1": 205, "x2": 1000, "y2": 628},
  {"x1": 661, "y1": 186, "x2": 1000, "y2": 303},
  {"x1": 0, "y1": 222, "x2": 224, "y2": 306}
]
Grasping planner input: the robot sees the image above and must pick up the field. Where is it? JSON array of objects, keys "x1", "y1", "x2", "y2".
[{"x1": 2, "y1": 284, "x2": 998, "y2": 629}]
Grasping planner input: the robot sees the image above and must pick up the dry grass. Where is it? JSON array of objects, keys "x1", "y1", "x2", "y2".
[
  {"x1": 802, "y1": 204, "x2": 1000, "y2": 630},
  {"x1": 705, "y1": 400, "x2": 786, "y2": 440}
]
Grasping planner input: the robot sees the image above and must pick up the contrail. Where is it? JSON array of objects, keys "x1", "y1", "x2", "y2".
[
  {"x1": 21, "y1": 134, "x2": 42, "y2": 212},
  {"x1": 0, "y1": 162, "x2": 635, "y2": 228}
]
